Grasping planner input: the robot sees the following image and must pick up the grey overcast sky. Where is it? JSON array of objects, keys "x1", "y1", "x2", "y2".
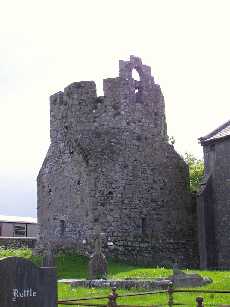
[{"x1": 0, "y1": 0, "x2": 229, "y2": 217}]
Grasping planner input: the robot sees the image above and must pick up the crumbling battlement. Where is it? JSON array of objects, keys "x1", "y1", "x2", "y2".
[
  {"x1": 49, "y1": 56, "x2": 167, "y2": 150},
  {"x1": 38, "y1": 56, "x2": 198, "y2": 267}
]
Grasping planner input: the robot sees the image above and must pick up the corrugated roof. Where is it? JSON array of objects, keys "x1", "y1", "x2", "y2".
[
  {"x1": 0, "y1": 215, "x2": 37, "y2": 224},
  {"x1": 199, "y1": 120, "x2": 230, "y2": 144}
]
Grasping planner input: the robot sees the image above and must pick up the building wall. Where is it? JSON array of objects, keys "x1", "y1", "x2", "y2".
[
  {"x1": 211, "y1": 139, "x2": 230, "y2": 268},
  {"x1": 27, "y1": 224, "x2": 39, "y2": 237},
  {"x1": 201, "y1": 138, "x2": 230, "y2": 268},
  {"x1": 0, "y1": 222, "x2": 38, "y2": 237},
  {"x1": 38, "y1": 56, "x2": 198, "y2": 267},
  {"x1": 0, "y1": 223, "x2": 14, "y2": 237}
]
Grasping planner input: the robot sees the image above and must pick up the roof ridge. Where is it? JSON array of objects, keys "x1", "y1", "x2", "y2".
[
  {"x1": 0, "y1": 215, "x2": 37, "y2": 223},
  {"x1": 199, "y1": 119, "x2": 230, "y2": 142}
]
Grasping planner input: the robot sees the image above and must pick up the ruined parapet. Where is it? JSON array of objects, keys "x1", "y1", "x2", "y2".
[
  {"x1": 48, "y1": 56, "x2": 167, "y2": 153},
  {"x1": 103, "y1": 55, "x2": 167, "y2": 138},
  {"x1": 37, "y1": 56, "x2": 198, "y2": 267}
]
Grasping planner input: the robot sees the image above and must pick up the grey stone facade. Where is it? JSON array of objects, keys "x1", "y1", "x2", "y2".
[
  {"x1": 37, "y1": 56, "x2": 198, "y2": 267},
  {"x1": 198, "y1": 121, "x2": 230, "y2": 269}
]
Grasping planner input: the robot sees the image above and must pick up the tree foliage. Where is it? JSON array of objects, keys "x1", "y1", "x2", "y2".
[{"x1": 184, "y1": 153, "x2": 204, "y2": 192}]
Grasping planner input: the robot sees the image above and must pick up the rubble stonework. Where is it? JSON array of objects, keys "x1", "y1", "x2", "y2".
[
  {"x1": 198, "y1": 121, "x2": 230, "y2": 269},
  {"x1": 37, "y1": 56, "x2": 198, "y2": 266}
]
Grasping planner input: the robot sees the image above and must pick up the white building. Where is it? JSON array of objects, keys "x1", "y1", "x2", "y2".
[{"x1": 0, "y1": 215, "x2": 38, "y2": 238}]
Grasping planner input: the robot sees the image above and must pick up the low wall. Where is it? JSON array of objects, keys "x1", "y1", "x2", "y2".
[
  {"x1": 68, "y1": 279, "x2": 171, "y2": 290},
  {"x1": 0, "y1": 237, "x2": 37, "y2": 249}
]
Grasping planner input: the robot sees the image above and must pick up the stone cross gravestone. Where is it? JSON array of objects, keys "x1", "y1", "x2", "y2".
[
  {"x1": 42, "y1": 243, "x2": 55, "y2": 267},
  {"x1": 88, "y1": 227, "x2": 108, "y2": 279},
  {"x1": 0, "y1": 257, "x2": 57, "y2": 307}
]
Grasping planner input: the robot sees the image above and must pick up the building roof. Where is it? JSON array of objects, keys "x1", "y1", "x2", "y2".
[
  {"x1": 0, "y1": 215, "x2": 37, "y2": 224},
  {"x1": 199, "y1": 120, "x2": 230, "y2": 145}
]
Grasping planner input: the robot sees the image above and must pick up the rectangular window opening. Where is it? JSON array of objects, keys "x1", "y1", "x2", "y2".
[
  {"x1": 141, "y1": 217, "x2": 147, "y2": 236},
  {"x1": 60, "y1": 220, "x2": 66, "y2": 236},
  {"x1": 14, "y1": 224, "x2": 27, "y2": 237}
]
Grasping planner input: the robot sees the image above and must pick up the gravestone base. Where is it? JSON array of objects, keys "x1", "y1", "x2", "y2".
[{"x1": 168, "y1": 269, "x2": 212, "y2": 287}]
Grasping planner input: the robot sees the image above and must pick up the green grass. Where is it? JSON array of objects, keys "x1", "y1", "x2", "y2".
[
  {"x1": 1, "y1": 248, "x2": 230, "y2": 306},
  {"x1": 0, "y1": 248, "x2": 171, "y2": 280},
  {"x1": 0, "y1": 247, "x2": 41, "y2": 266},
  {"x1": 58, "y1": 270, "x2": 230, "y2": 307},
  {"x1": 0, "y1": 247, "x2": 33, "y2": 258}
]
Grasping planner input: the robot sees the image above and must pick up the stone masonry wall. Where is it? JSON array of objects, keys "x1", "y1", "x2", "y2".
[
  {"x1": 0, "y1": 237, "x2": 37, "y2": 249},
  {"x1": 37, "y1": 56, "x2": 198, "y2": 267},
  {"x1": 203, "y1": 139, "x2": 230, "y2": 268}
]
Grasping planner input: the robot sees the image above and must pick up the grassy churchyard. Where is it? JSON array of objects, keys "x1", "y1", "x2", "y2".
[{"x1": 1, "y1": 248, "x2": 230, "y2": 306}]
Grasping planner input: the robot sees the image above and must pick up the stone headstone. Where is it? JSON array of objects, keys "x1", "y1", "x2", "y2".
[
  {"x1": 42, "y1": 244, "x2": 55, "y2": 267},
  {"x1": 0, "y1": 257, "x2": 57, "y2": 307},
  {"x1": 88, "y1": 251, "x2": 108, "y2": 279},
  {"x1": 88, "y1": 229, "x2": 107, "y2": 279}
]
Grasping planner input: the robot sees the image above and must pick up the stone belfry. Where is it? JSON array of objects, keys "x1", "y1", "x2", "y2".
[{"x1": 37, "y1": 56, "x2": 198, "y2": 266}]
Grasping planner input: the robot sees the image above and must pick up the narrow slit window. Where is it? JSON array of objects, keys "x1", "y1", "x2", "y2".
[
  {"x1": 141, "y1": 217, "x2": 147, "y2": 236},
  {"x1": 60, "y1": 220, "x2": 66, "y2": 236}
]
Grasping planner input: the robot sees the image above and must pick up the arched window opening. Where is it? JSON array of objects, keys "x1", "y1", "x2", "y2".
[
  {"x1": 132, "y1": 68, "x2": 140, "y2": 81},
  {"x1": 132, "y1": 68, "x2": 143, "y2": 102}
]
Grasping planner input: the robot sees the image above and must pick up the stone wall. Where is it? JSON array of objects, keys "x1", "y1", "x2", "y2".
[
  {"x1": 69, "y1": 279, "x2": 170, "y2": 290},
  {"x1": 37, "y1": 56, "x2": 198, "y2": 267},
  {"x1": 210, "y1": 139, "x2": 230, "y2": 268},
  {"x1": 199, "y1": 138, "x2": 230, "y2": 269},
  {"x1": 197, "y1": 174, "x2": 217, "y2": 268},
  {"x1": 0, "y1": 237, "x2": 37, "y2": 249}
]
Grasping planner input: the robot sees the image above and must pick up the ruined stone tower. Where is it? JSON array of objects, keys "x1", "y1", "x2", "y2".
[{"x1": 37, "y1": 56, "x2": 198, "y2": 266}]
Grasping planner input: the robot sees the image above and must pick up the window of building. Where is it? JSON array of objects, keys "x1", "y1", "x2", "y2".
[
  {"x1": 60, "y1": 220, "x2": 66, "y2": 236},
  {"x1": 132, "y1": 68, "x2": 140, "y2": 81},
  {"x1": 14, "y1": 224, "x2": 27, "y2": 237},
  {"x1": 141, "y1": 217, "x2": 147, "y2": 236},
  {"x1": 0, "y1": 223, "x2": 2, "y2": 236}
]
